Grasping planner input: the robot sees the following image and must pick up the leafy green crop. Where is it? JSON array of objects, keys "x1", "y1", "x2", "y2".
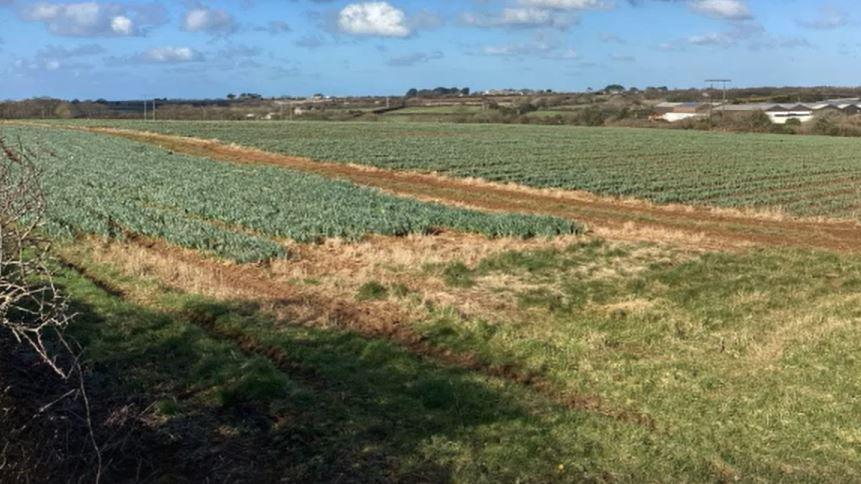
[
  {"x1": 66, "y1": 119, "x2": 861, "y2": 218},
  {"x1": 6, "y1": 126, "x2": 579, "y2": 262}
]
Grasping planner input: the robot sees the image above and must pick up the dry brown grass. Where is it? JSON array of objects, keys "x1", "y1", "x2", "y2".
[
  {"x1": 63, "y1": 231, "x2": 693, "y2": 337},
  {"x1": 68, "y1": 233, "x2": 576, "y2": 322}
]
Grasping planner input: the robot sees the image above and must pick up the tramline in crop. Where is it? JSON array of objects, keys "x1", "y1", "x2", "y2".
[
  {"x1": 7, "y1": 126, "x2": 579, "y2": 262},
  {"x1": 66, "y1": 119, "x2": 861, "y2": 218}
]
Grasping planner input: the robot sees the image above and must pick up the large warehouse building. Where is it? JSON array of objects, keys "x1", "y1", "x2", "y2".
[{"x1": 656, "y1": 98, "x2": 861, "y2": 124}]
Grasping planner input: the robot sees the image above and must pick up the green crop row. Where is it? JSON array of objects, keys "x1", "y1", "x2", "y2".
[
  {"x1": 6, "y1": 126, "x2": 579, "y2": 262},
  {"x1": 64, "y1": 119, "x2": 861, "y2": 218}
]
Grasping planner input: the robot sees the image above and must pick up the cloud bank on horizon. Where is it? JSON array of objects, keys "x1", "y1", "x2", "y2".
[{"x1": 0, "y1": 0, "x2": 856, "y2": 99}]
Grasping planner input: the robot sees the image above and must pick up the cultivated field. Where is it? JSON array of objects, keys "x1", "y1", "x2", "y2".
[
  {"x1": 57, "y1": 119, "x2": 861, "y2": 218},
  {"x1": 5, "y1": 121, "x2": 861, "y2": 481},
  {"x1": 11, "y1": 126, "x2": 577, "y2": 262}
]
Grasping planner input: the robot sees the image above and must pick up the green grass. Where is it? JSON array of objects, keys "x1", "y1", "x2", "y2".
[
  {"x1": 5, "y1": 125, "x2": 578, "y2": 262},
  {"x1": 56, "y1": 236, "x2": 861, "y2": 480},
  {"x1": 442, "y1": 261, "x2": 476, "y2": 288},
  {"x1": 416, "y1": 242, "x2": 861, "y2": 480},
  {"x1": 526, "y1": 109, "x2": 582, "y2": 118},
  {"x1": 55, "y1": 248, "x2": 640, "y2": 482},
  {"x1": 56, "y1": 119, "x2": 861, "y2": 218},
  {"x1": 355, "y1": 280, "x2": 388, "y2": 301},
  {"x1": 22, "y1": 118, "x2": 861, "y2": 479},
  {"x1": 388, "y1": 105, "x2": 483, "y2": 115}
]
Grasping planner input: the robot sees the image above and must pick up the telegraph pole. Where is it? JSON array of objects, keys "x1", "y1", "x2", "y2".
[{"x1": 705, "y1": 79, "x2": 732, "y2": 115}]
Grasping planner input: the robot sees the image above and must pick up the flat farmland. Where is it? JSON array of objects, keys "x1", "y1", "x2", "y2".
[
  {"x1": 62, "y1": 120, "x2": 861, "y2": 218},
  {"x1": 9, "y1": 125, "x2": 577, "y2": 262},
  {"x1": 7, "y1": 122, "x2": 861, "y2": 481}
]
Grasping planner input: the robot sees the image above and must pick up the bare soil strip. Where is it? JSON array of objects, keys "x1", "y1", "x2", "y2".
[{"x1": 68, "y1": 125, "x2": 861, "y2": 253}]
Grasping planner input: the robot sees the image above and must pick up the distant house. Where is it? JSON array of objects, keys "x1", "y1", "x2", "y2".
[{"x1": 654, "y1": 102, "x2": 711, "y2": 122}]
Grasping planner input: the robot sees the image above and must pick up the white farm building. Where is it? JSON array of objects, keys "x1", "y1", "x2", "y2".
[{"x1": 656, "y1": 98, "x2": 861, "y2": 124}]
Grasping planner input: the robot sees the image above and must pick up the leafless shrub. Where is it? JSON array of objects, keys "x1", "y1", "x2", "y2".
[{"x1": 0, "y1": 139, "x2": 73, "y2": 377}]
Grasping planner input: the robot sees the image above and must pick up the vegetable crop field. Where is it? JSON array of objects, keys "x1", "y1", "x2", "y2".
[
  {"x1": 7, "y1": 121, "x2": 861, "y2": 482},
  {"x1": 10, "y1": 125, "x2": 578, "y2": 262},
  {"x1": 63, "y1": 119, "x2": 861, "y2": 218}
]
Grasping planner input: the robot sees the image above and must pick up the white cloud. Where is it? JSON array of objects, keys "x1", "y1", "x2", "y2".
[
  {"x1": 338, "y1": 2, "x2": 410, "y2": 37},
  {"x1": 465, "y1": 7, "x2": 570, "y2": 28},
  {"x1": 462, "y1": 0, "x2": 606, "y2": 31},
  {"x1": 20, "y1": 1, "x2": 162, "y2": 37},
  {"x1": 798, "y1": 6, "x2": 849, "y2": 30},
  {"x1": 681, "y1": 22, "x2": 810, "y2": 51},
  {"x1": 182, "y1": 7, "x2": 236, "y2": 36},
  {"x1": 481, "y1": 42, "x2": 552, "y2": 56},
  {"x1": 387, "y1": 50, "x2": 443, "y2": 67},
  {"x1": 462, "y1": 7, "x2": 577, "y2": 29},
  {"x1": 475, "y1": 33, "x2": 578, "y2": 60},
  {"x1": 689, "y1": 0, "x2": 751, "y2": 20},
  {"x1": 517, "y1": 0, "x2": 609, "y2": 9},
  {"x1": 138, "y1": 46, "x2": 204, "y2": 64},
  {"x1": 110, "y1": 15, "x2": 132, "y2": 35},
  {"x1": 502, "y1": 7, "x2": 554, "y2": 24},
  {"x1": 12, "y1": 43, "x2": 103, "y2": 73},
  {"x1": 688, "y1": 32, "x2": 732, "y2": 46}
]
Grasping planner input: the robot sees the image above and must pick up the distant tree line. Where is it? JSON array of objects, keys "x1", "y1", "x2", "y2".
[
  {"x1": 0, "y1": 97, "x2": 254, "y2": 119},
  {"x1": 0, "y1": 98, "x2": 116, "y2": 119},
  {"x1": 405, "y1": 87, "x2": 470, "y2": 98},
  {"x1": 226, "y1": 93, "x2": 263, "y2": 100}
]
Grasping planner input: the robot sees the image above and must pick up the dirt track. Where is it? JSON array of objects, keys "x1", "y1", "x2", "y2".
[{"x1": 46, "y1": 124, "x2": 861, "y2": 252}]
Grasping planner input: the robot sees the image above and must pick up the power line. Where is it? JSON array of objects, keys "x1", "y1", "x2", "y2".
[{"x1": 705, "y1": 79, "x2": 732, "y2": 110}]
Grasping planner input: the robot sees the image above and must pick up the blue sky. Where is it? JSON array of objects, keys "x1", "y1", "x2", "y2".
[{"x1": 0, "y1": 0, "x2": 857, "y2": 100}]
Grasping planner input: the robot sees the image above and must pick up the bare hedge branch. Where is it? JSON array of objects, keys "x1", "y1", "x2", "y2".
[
  {"x1": 0, "y1": 135, "x2": 101, "y2": 483},
  {"x1": 0, "y1": 137, "x2": 74, "y2": 380}
]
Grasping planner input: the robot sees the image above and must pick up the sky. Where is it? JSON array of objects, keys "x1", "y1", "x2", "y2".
[{"x1": 0, "y1": 0, "x2": 858, "y2": 100}]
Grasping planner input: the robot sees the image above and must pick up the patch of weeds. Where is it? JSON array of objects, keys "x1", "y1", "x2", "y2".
[
  {"x1": 443, "y1": 262, "x2": 476, "y2": 288},
  {"x1": 154, "y1": 398, "x2": 181, "y2": 417},
  {"x1": 477, "y1": 249, "x2": 562, "y2": 275},
  {"x1": 391, "y1": 283, "x2": 411, "y2": 298},
  {"x1": 219, "y1": 359, "x2": 292, "y2": 409},
  {"x1": 408, "y1": 377, "x2": 459, "y2": 410},
  {"x1": 418, "y1": 308, "x2": 504, "y2": 367},
  {"x1": 473, "y1": 239, "x2": 631, "y2": 280},
  {"x1": 564, "y1": 238, "x2": 606, "y2": 254},
  {"x1": 517, "y1": 288, "x2": 565, "y2": 311},
  {"x1": 356, "y1": 281, "x2": 388, "y2": 301}
]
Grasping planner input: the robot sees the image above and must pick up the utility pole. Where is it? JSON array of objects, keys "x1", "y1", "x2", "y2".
[
  {"x1": 152, "y1": 99, "x2": 156, "y2": 121},
  {"x1": 705, "y1": 79, "x2": 732, "y2": 117}
]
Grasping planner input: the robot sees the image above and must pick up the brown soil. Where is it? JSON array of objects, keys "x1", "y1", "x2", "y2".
[{"x1": 72, "y1": 125, "x2": 861, "y2": 253}]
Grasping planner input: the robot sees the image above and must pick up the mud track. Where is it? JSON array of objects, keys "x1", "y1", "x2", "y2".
[{"x1": 68, "y1": 125, "x2": 861, "y2": 253}]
